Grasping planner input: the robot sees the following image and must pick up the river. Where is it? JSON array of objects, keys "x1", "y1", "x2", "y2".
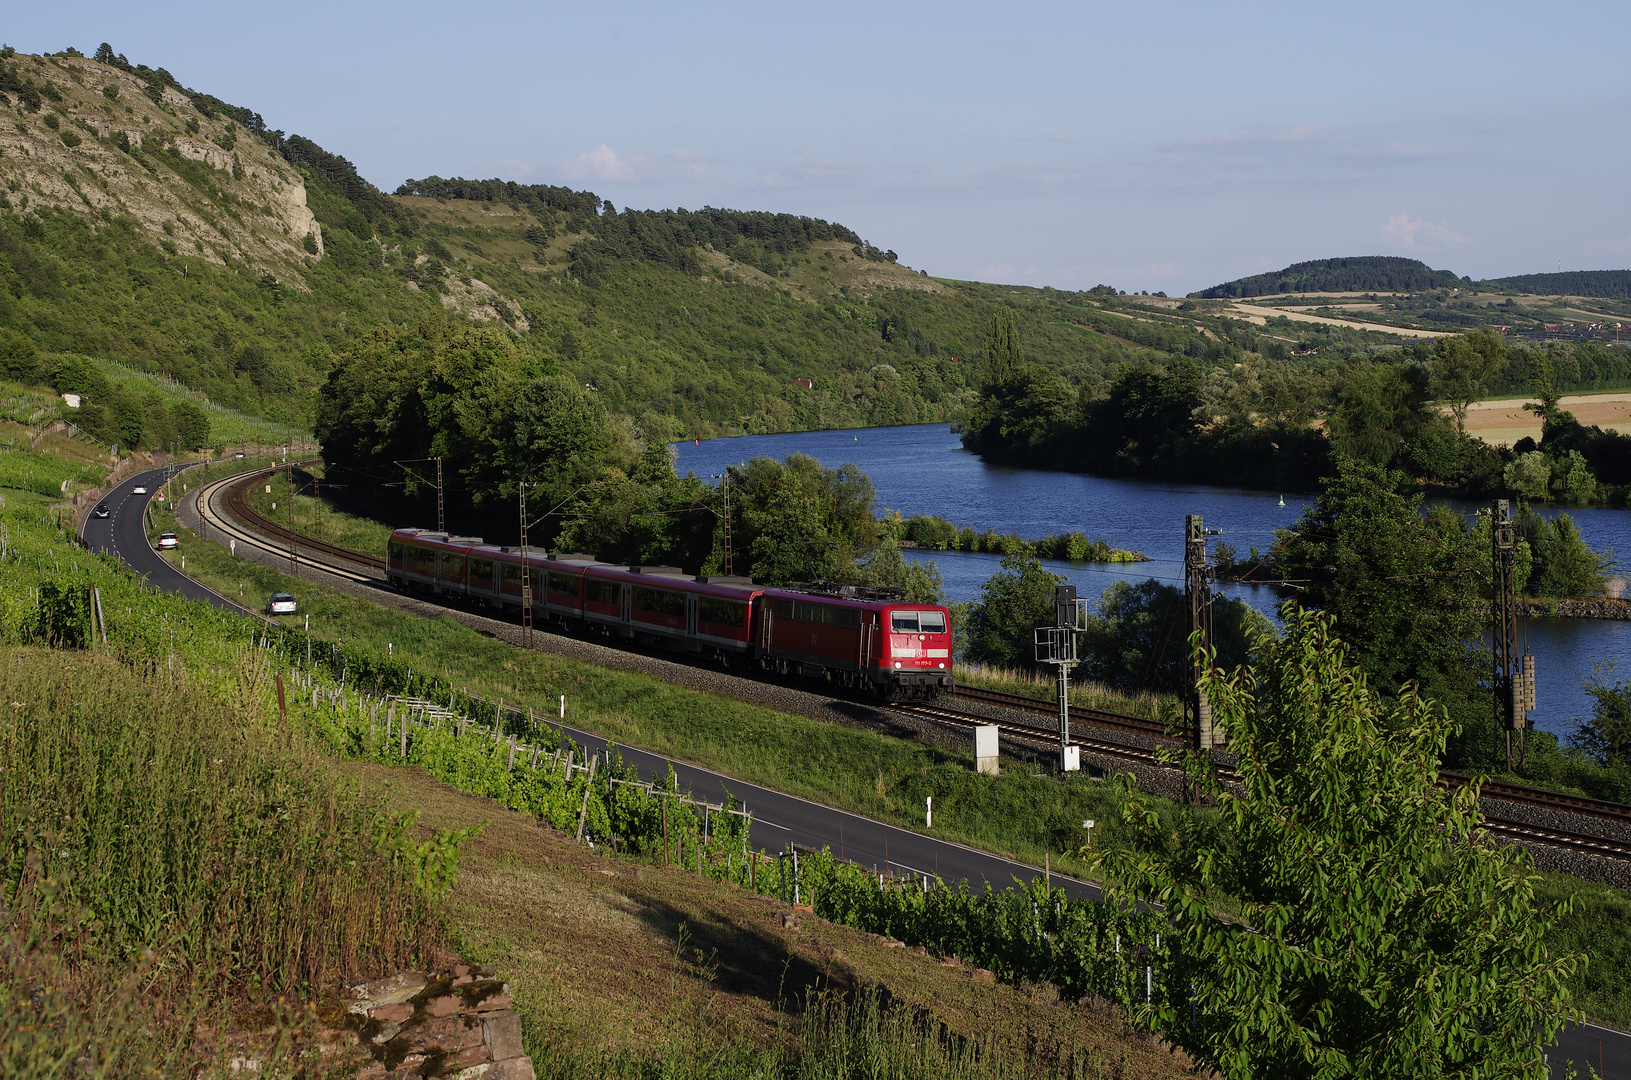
[{"x1": 674, "y1": 423, "x2": 1629, "y2": 741}]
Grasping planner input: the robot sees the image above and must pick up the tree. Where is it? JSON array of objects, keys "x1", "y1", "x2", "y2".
[
  {"x1": 1571, "y1": 665, "x2": 1631, "y2": 768},
  {"x1": 1076, "y1": 578, "x2": 1269, "y2": 696},
  {"x1": 960, "y1": 553, "x2": 1064, "y2": 670},
  {"x1": 169, "y1": 402, "x2": 211, "y2": 451},
  {"x1": 1430, "y1": 329, "x2": 1506, "y2": 433},
  {"x1": 1325, "y1": 363, "x2": 1440, "y2": 468},
  {"x1": 1272, "y1": 460, "x2": 1485, "y2": 755},
  {"x1": 1504, "y1": 450, "x2": 1552, "y2": 501},
  {"x1": 1529, "y1": 512, "x2": 1614, "y2": 598},
  {"x1": 978, "y1": 307, "x2": 1023, "y2": 390},
  {"x1": 1097, "y1": 607, "x2": 1576, "y2": 1079},
  {"x1": 727, "y1": 455, "x2": 877, "y2": 585}
]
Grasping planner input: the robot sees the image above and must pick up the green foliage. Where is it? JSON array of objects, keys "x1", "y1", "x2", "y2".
[
  {"x1": 960, "y1": 553, "x2": 1063, "y2": 671},
  {"x1": 1429, "y1": 328, "x2": 1506, "y2": 432},
  {"x1": 1570, "y1": 666, "x2": 1631, "y2": 769},
  {"x1": 979, "y1": 307, "x2": 1024, "y2": 389},
  {"x1": 1505, "y1": 450, "x2": 1552, "y2": 500},
  {"x1": 1272, "y1": 460, "x2": 1487, "y2": 762},
  {"x1": 1490, "y1": 270, "x2": 1631, "y2": 299},
  {"x1": 726, "y1": 454, "x2": 878, "y2": 584},
  {"x1": 1076, "y1": 578, "x2": 1269, "y2": 697},
  {"x1": 1192, "y1": 256, "x2": 1465, "y2": 299},
  {"x1": 1526, "y1": 511, "x2": 1616, "y2": 598},
  {"x1": 900, "y1": 514, "x2": 1140, "y2": 563},
  {"x1": 1099, "y1": 608, "x2": 1576, "y2": 1078}
]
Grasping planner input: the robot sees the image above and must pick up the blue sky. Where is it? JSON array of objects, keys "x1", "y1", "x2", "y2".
[{"x1": 13, "y1": 2, "x2": 1631, "y2": 293}]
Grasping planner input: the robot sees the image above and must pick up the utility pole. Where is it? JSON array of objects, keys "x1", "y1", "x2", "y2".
[
  {"x1": 518, "y1": 482, "x2": 535, "y2": 650},
  {"x1": 1034, "y1": 584, "x2": 1084, "y2": 772},
  {"x1": 1491, "y1": 500, "x2": 1534, "y2": 770},
  {"x1": 709, "y1": 473, "x2": 734, "y2": 576},
  {"x1": 1184, "y1": 514, "x2": 1221, "y2": 751}
]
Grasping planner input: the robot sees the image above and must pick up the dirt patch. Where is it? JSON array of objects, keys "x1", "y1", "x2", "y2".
[
  {"x1": 1227, "y1": 302, "x2": 1450, "y2": 338},
  {"x1": 334, "y1": 759, "x2": 1186, "y2": 1075},
  {"x1": 1459, "y1": 392, "x2": 1631, "y2": 446}
]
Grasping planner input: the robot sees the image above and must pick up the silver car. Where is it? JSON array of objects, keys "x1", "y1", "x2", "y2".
[{"x1": 267, "y1": 593, "x2": 298, "y2": 615}]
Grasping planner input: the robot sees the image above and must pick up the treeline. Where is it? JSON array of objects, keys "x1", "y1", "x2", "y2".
[
  {"x1": 1, "y1": 331, "x2": 209, "y2": 451},
  {"x1": 1193, "y1": 256, "x2": 1466, "y2": 299},
  {"x1": 570, "y1": 205, "x2": 866, "y2": 282},
  {"x1": 1488, "y1": 270, "x2": 1631, "y2": 299},
  {"x1": 962, "y1": 315, "x2": 1631, "y2": 501}
]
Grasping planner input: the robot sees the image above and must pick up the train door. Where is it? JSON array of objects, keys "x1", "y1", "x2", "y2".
[
  {"x1": 686, "y1": 595, "x2": 698, "y2": 638},
  {"x1": 619, "y1": 583, "x2": 632, "y2": 635}
]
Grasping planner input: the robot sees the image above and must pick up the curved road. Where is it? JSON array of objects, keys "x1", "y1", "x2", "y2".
[{"x1": 90, "y1": 462, "x2": 1628, "y2": 1077}]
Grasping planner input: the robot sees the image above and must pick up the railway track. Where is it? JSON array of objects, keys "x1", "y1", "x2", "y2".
[{"x1": 201, "y1": 465, "x2": 1631, "y2": 863}]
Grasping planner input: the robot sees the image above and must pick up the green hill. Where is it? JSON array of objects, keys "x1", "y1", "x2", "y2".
[
  {"x1": 0, "y1": 43, "x2": 1384, "y2": 462},
  {"x1": 1484, "y1": 270, "x2": 1631, "y2": 299},
  {"x1": 1191, "y1": 257, "x2": 1467, "y2": 299}
]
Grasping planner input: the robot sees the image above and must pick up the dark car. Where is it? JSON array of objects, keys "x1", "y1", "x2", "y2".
[{"x1": 94, "y1": 504, "x2": 110, "y2": 519}]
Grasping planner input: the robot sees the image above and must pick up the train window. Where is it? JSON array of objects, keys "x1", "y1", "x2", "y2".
[
  {"x1": 547, "y1": 572, "x2": 580, "y2": 597},
  {"x1": 501, "y1": 563, "x2": 520, "y2": 585},
  {"x1": 890, "y1": 611, "x2": 919, "y2": 633},
  {"x1": 470, "y1": 560, "x2": 493, "y2": 585},
  {"x1": 438, "y1": 553, "x2": 463, "y2": 577},
  {"x1": 698, "y1": 598, "x2": 745, "y2": 628},
  {"x1": 585, "y1": 579, "x2": 619, "y2": 605},
  {"x1": 408, "y1": 546, "x2": 434, "y2": 572},
  {"x1": 388, "y1": 541, "x2": 403, "y2": 563},
  {"x1": 917, "y1": 611, "x2": 946, "y2": 634},
  {"x1": 632, "y1": 587, "x2": 685, "y2": 617},
  {"x1": 773, "y1": 599, "x2": 863, "y2": 628}
]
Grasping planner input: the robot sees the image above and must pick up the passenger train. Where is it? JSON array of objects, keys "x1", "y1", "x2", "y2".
[{"x1": 386, "y1": 528, "x2": 954, "y2": 699}]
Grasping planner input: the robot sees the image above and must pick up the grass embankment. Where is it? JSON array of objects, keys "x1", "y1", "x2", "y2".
[
  {"x1": 342, "y1": 759, "x2": 1184, "y2": 1079},
  {"x1": 956, "y1": 661, "x2": 1171, "y2": 720},
  {"x1": 4, "y1": 481, "x2": 1184, "y2": 1075},
  {"x1": 144, "y1": 493, "x2": 1631, "y2": 1031},
  {"x1": 0, "y1": 514, "x2": 451, "y2": 1071},
  {"x1": 245, "y1": 461, "x2": 396, "y2": 556}
]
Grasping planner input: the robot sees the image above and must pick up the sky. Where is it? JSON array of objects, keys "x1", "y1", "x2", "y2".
[{"x1": 12, "y1": 2, "x2": 1631, "y2": 294}]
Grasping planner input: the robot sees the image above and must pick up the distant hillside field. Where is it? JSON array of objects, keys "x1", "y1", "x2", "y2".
[
  {"x1": 1486, "y1": 270, "x2": 1631, "y2": 300},
  {"x1": 1192, "y1": 257, "x2": 1467, "y2": 299}
]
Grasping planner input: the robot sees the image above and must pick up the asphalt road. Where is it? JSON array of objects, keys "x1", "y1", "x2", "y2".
[
  {"x1": 81, "y1": 462, "x2": 254, "y2": 616},
  {"x1": 84, "y1": 460, "x2": 1627, "y2": 1076}
]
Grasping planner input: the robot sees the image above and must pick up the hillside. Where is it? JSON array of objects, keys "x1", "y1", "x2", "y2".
[
  {"x1": 1488, "y1": 270, "x2": 1631, "y2": 299},
  {"x1": 2, "y1": 44, "x2": 1343, "y2": 451},
  {"x1": 1192, "y1": 256, "x2": 1467, "y2": 299}
]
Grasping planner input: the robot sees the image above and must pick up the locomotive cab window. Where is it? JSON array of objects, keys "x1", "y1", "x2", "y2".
[
  {"x1": 891, "y1": 610, "x2": 946, "y2": 634},
  {"x1": 388, "y1": 541, "x2": 404, "y2": 563}
]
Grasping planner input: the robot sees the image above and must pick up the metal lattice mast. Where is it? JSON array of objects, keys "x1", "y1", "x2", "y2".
[
  {"x1": 519, "y1": 484, "x2": 533, "y2": 649},
  {"x1": 1185, "y1": 514, "x2": 1219, "y2": 751},
  {"x1": 1491, "y1": 499, "x2": 1529, "y2": 770},
  {"x1": 721, "y1": 479, "x2": 733, "y2": 577},
  {"x1": 436, "y1": 455, "x2": 445, "y2": 534},
  {"x1": 1034, "y1": 585, "x2": 1083, "y2": 772}
]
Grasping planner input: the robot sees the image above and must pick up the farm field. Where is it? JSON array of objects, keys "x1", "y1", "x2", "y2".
[{"x1": 1458, "y1": 391, "x2": 1631, "y2": 447}]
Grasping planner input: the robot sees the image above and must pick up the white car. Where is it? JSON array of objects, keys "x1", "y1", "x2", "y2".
[
  {"x1": 158, "y1": 532, "x2": 179, "y2": 550},
  {"x1": 132, "y1": 485, "x2": 147, "y2": 494},
  {"x1": 267, "y1": 593, "x2": 298, "y2": 615}
]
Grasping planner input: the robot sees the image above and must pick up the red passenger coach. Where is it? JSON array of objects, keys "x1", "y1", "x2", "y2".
[{"x1": 385, "y1": 529, "x2": 953, "y2": 699}]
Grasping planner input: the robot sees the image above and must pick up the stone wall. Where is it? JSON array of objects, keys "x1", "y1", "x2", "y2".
[{"x1": 346, "y1": 966, "x2": 535, "y2": 1080}]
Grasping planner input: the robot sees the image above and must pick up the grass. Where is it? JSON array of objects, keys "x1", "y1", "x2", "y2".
[
  {"x1": 246, "y1": 462, "x2": 396, "y2": 556},
  {"x1": 956, "y1": 661, "x2": 1172, "y2": 721},
  {"x1": 345, "y1": 758, "x2": 1184, "y2": 1080}
]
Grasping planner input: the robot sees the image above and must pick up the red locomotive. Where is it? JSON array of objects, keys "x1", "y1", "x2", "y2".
[{"x1": 385, "y1": 528, "x2": 954, "y2": 699}]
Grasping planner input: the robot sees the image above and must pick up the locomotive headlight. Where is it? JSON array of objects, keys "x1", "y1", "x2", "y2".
[
  {"x1": 894, "y1": 661, "x2": 902, "y2": 668},
  {"x1": 938, "y1": 663, "x2": 945, "y2": 668}
]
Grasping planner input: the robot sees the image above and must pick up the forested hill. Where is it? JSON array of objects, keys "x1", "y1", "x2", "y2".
[
  {"x1": 1, "y1": 42, "x2": 1297, "y2": 452},
  {"x1": 1486, "y1": 270, "x2": 1631, "y2": 299},
  {"x1": 1192, "y1": 257, "x2": 1467, "y2": 298}
]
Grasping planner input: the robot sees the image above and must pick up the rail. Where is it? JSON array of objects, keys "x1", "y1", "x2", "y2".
[{"x1": 222, "y1": 464, "x2": 386, "y2": 570}]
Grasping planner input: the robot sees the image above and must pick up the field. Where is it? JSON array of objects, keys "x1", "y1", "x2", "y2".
[{"x1": 1458, "y1": 391, "x2": 1631, "y2": 447}]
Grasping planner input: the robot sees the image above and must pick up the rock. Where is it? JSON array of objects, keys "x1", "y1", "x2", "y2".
[
  {"x1": 781, "y1": 912, "x2": 800, "y2": 930},
  {"x1": 472, "y1": 963, "x2": 496, "y2": 979},
  {"x1": 484, "y1": 1058, "x2": 538, "y2": 1080},
  {"x1": 972, "y1": 969, "x2": 996, "y2": 985},
  {"x1": 453, "y1": 963, "x2": 472, "y2": 978},
  {"x1": 447, "y1": 1041, "x2": 490, "y2": 1069},
  {"x1": 404, "y1": 1015, "x2": 462, "y2": 1053},
  {"x1": 369, "y1": 1021, "x2": 403, "y2": 1046},
  {"x1": 881, "y1": 940, "x2": 904, "y2": 949},
  {"x1": 475, "y1": 986, "x2": 514, "y2": 1012},
  {"x1": 369, "y1": 1002, "x2": 413, "y2": 1023},
  {"x1": 482, "y1": 1009, "x2": 525, "y2": 1061},
  {"x1": 453, "y1": 973, "x2": 475, "y2": 985},
  {"x1": 912, "y1": 945, "x2": 928, "y2": 955},
  {"x1": 427, "y1": 994, "x2": 460, "y2": 1017},
  {"x1": 349, "y1": 972, "x2": 428, "y2": 1014}
]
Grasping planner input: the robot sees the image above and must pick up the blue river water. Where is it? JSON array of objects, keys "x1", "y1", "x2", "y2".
[{"x1": 674, "y1": 423, "x2": 1630, "y2": 741}]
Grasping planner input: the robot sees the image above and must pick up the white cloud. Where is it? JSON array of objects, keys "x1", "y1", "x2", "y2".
[
  {"x1": 516, "y1": 144, "x2": 713, "y2": 185},
  {"x1": 1380, "y1": 212, "x2": 1468, "y2": 251}
]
